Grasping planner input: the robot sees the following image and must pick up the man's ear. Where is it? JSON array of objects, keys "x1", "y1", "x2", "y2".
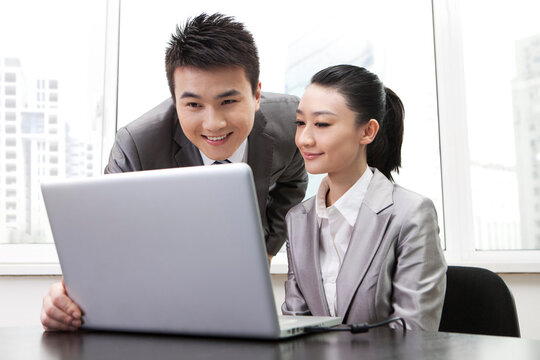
[
  {"x1": 254, "y1": 81, "x2": 262, "y2": 111},
  {"x1": 359, "y1": 119, "x2": 379, "y2": 145}
]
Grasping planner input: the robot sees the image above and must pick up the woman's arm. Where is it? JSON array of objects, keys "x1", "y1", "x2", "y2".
[
  {"x1": 281, "y1": 213, "x2": 312, "y2": 316},
  {"x1": 390, "y1": 196, "x2": 447, "y2": 331}
]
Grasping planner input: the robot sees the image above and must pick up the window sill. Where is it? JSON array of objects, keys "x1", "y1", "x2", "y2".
[
  {"x1": 3, "y1": 246, "x2": 540, "y2": 275},
  {"x1": 269, "y1": 252, "x2": 540, "y2": 275},
  {"x1": 0, "y1": 244, "x2": 61, "y2": 275},
  {"x1": 0, "y1": 263, "x2": 62, "y2": 276}
]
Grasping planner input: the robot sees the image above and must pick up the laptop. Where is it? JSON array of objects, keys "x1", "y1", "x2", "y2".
[{"x1": 41, "y1": 163, "x2": 341, "y2": 339}]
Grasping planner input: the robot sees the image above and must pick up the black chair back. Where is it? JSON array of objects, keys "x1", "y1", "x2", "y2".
[{"x1": 439, "y1": 266, "x2": 520, "y2": 337}]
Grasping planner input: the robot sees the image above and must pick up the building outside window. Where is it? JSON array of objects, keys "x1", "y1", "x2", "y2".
[{"x1": 0, "y1": 1, "x2": 106, "y2": 245}]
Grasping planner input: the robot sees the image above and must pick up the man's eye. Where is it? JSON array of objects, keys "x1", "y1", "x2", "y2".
[
  {"x1": 187, "y1": 103, "x2": 201, "y2": 108},
  {"x1": 222, "y1": 99, "x2": 237, "y2": 105},
  {"x1": 295, "y1": 120, "x2": 305, "y2": 127}
]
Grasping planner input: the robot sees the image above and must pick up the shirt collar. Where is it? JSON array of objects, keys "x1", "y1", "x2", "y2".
[
  {"x1": 199, "y1": 139, "x2": 248, "y2": 166},
  {"x1": 315, "y1": 176, "x2": 331, "y2": 221},
  {"x1": 315, "y1": 167, "x2": 374, "y2": 227}
]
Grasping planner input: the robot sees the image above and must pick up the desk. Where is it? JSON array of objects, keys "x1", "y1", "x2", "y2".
[{"x1": 2, "y1": 327, "x2": 540, "y2": 360}]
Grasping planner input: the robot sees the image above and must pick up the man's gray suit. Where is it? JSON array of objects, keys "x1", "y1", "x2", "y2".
[
  {"x1": 104, "y1": 92, "x2": 308, "y2": 255},
  {"x1": 282, "y1": 169, "x2": 446, "y2": 330}
]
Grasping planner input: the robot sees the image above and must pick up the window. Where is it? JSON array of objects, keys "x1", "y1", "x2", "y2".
[
  {"x1": 5, "y1": 73, "x2": 16, "y2": 82},
  {"x1": 0, "y1": 0, "x2": 108, "y2": 257},
  {"x1": 460, "y1": 0, "x2": 540, "y2": 250},
  {"x1": 3, "y1": 0, "x2": 540, "y2": 274},
  {"x1": 118, "y1": 0, "x2": 443, "y2": 254},
  {"x1": 433, "y1": 0, "x2": 540, "y2": 270},
  {"x1": 5, "y1": 86, "x2": 16, "y2": 95},
  {"x1": 115, "y1": 0, "x2": 540, "y2": 272},
  {"x1": 5, "y1": 58, "x2": 20, "y2": 67},
  {"x1": 5, "y1": 98, "x2": 15, "y2": 108}
]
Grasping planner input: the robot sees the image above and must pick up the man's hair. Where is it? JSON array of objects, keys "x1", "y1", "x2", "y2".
[{"x1": 165, "y1": 13, "x2": 260, "y2": 100}]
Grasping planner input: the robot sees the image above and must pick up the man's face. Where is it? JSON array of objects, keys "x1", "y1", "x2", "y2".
[{"x1": 173, "y1": 66, "x2": 261, "y2": 161}]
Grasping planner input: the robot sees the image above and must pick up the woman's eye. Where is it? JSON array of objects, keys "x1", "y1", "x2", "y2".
[
  {"x1": 294, "y1": 120, "x2": 305, "y2": 126},
  {"x1": 315, "y1": 122, "x2": 330, "y2": 128},
  {"x1": 187, "y1": 102, "x2": 201, "y2": 108}
]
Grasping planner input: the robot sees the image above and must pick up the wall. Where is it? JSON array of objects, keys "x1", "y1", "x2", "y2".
[{"x1": 1, "y1": 274, "x2": 539, "y2": 339}]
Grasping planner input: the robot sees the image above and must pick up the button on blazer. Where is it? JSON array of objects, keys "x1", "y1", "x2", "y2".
[
  {"x1": 104, "y1": 92, "x2": 308, "y2": 255},
  {"x1": 282, "y1": 169, "x2": 447, "y2": 330}
]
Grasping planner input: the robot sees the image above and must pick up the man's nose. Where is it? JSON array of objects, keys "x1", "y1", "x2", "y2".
[{"x1": 202, "y1": 108, "x2": 227, "y2": 131}]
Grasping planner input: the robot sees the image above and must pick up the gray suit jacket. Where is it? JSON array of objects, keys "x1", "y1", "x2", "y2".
[
  {"x1": 282, "y1": 169, "x2": 446, "y2": 330},
  {"x1": 104, "y1": 92, "x2": 308, "y2": 255}
]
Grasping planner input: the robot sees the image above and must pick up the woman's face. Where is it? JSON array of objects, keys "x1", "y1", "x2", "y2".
[{"x1": 295, "y1": 84, "x2": 367, "y2": 177}]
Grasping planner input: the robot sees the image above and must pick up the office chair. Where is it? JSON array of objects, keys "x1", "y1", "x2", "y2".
[{"x1": 438, "y1": 266, "x2": 521, "y2": 337}]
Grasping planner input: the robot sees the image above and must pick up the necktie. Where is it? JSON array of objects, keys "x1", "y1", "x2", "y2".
[{"x1": 212, "y1": 159, "x2": 231, "y2": 165}]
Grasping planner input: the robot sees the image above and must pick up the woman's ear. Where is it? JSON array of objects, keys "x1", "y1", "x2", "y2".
[{"x1": 359, "y1": 119, "x2": 379, "y2": 145}]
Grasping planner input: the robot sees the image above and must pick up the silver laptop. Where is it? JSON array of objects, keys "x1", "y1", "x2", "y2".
[{"x1": 41, "y1": 163, "x2": 340, "y2": 339}]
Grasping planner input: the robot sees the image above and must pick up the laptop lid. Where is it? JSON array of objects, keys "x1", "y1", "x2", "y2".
[{"x1": 41, "y1": 164, "x2": 339, "y2": 339}]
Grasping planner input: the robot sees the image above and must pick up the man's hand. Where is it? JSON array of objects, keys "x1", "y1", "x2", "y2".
[
  {"x1": 40, "y1": 279, "x2": 82, "y2": 331},
  {"x1": 268, "y1": 254, "x2": 274, "y2": 265}
]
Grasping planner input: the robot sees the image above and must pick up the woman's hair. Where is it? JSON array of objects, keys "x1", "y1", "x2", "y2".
[{"x1": 310, "y1": 64, "x2": 404, "y2": 181}]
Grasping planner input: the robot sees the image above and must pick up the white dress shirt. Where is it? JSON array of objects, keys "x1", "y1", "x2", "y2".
[
  {"x1": 315, "y1": 168, "x2": 373, "y2": 316},
  {"x1": 199, "y1": 139, "x2": 248, "y2": 165}
]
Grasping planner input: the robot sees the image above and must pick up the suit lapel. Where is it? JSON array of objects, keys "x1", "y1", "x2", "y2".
[
  {"x1": 173, "y1": 120, "x2": 203, "y2": 166},
  {"x1": 292, "y1": 201, "x2": 330, "y2": 316},
  {"x1": 335, "y1": 170, "x2": 394, "y2": 318},
  {"x1": 247, "y1": 111, "x2": 273, "y2": 218}
]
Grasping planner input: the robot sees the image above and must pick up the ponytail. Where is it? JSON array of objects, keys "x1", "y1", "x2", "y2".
[{"x1": 366, "y1": 87, "x2": 404, "y2": 182}]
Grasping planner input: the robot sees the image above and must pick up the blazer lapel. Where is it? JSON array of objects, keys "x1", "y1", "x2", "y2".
[
  {"x1": 335, "y1": 170, "x2": 394, "y2": 318},
  {"x1": 247, "y1": 111, "x2": 273, "y2": 218},
  {"x1": 292, "y1": 201, "x2": 330, "y2": 316},
  {"x1": 173, "y1": 120, "x2": 203, "y2": 166}
]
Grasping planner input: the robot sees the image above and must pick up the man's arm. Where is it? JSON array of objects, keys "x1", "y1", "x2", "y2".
[
  {"x1": 265, "y1": 147, "x2": 308, "y2": 255},
  {"x1": 104, "y1": 128, "x2": 142, "y2": 174}
]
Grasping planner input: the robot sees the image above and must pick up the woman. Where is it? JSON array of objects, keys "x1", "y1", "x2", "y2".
[{"x1": 282, "y1": 65, "x2": 446, "y2": 330}]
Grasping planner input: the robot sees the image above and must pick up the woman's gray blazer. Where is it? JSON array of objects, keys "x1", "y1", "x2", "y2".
[{"x1": 282, "y1": 169, "x2": 447, "y2": 330}]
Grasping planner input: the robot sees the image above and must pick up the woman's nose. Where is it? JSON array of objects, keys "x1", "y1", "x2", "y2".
[{"x1": 296, "y1": 127, "x2": 315, "y2": 147}]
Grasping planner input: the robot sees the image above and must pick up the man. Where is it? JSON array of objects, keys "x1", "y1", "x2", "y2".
[{"x1": 40, "y1": 13, "x2": 307, "y2": 331}]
